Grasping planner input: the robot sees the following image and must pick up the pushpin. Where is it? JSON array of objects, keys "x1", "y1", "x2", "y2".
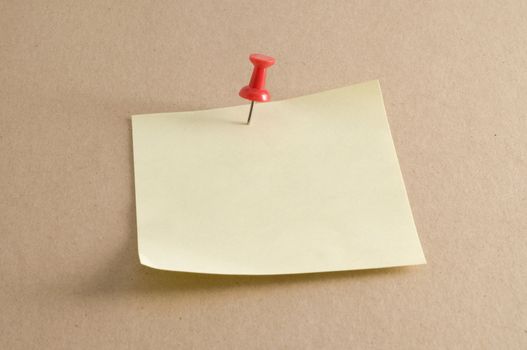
[{"x1": 239, "y1": 53, "x2": 275, "y2": 125}]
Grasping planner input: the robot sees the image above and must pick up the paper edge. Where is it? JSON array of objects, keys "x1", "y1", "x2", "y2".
[
  {"x1": 374, "y1": 80, "x2": 427, "y2": 264},
  {"x1": 131, "y1": 80, "x2": 381, "y2": 119},
  {"x1": 138, "y1": 250, "x2": 427, "y2": 276}
]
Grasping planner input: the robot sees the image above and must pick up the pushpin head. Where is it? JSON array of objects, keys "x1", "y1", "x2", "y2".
[{"x1": 239, "y1": 54, "x2": 275, "y2": 102}]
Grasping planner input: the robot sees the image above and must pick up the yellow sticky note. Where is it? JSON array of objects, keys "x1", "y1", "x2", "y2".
[{"x1": 132, "y1": 80, "x2": 425, "y2": 275}]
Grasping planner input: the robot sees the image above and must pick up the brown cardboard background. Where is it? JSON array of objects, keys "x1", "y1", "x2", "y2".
[{"x1": 1, "y1": 1, "x2": 525, "y2": 348}]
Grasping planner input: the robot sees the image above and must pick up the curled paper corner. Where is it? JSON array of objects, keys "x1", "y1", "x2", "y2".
[{"x1": 138, "y1": 251, "x2": 157, "y2": 269}]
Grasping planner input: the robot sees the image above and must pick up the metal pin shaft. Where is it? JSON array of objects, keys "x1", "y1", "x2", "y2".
[{"x1": 247, "y1": 101, "x2": 254, "y2": 125}]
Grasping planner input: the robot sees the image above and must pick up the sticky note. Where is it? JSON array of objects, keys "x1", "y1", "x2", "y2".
[{"x1": 132, "y1": 80, "x2": 425, "y2": 275}]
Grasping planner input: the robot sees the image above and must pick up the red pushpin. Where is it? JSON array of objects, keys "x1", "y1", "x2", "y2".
[{"x1": 239, "y1": 53, "x2": 275, "y2": 125}]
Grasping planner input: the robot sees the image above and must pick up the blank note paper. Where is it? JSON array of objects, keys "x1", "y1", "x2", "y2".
[{"x1": 132, "y1": 80, "x2": 426, "y2": 275}]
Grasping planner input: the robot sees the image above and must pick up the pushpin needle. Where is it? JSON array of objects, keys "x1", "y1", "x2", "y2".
[
  {"x1": 239, "y1": 53, "x2": 275, "y2": 125},
  {"x1": 247, "y1": 101, "x2": 254, "y2": 124}
]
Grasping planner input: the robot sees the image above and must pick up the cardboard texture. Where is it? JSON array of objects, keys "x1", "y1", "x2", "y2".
[{"x1": 1, "y1": 1, "x2": 526, "y2": 349}]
